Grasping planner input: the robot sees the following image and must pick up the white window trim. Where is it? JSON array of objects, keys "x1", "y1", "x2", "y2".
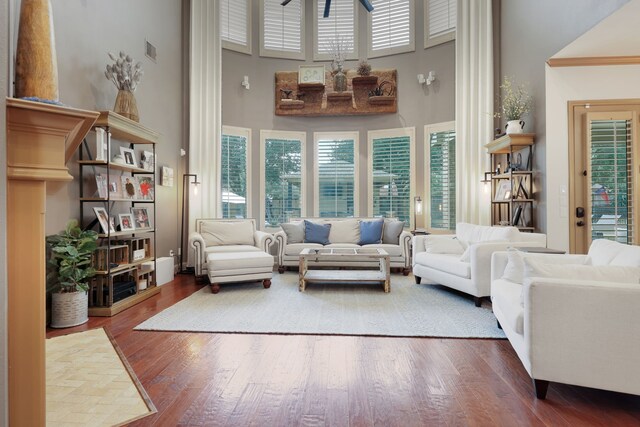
[
  {"x1": 313, "y1": 131, "x2": 360, "y2": 217},
  {"x1": 425, "y1": 121, "x2": 455, "y2": 231},
  {"x1": 260, "y1": 129, "x2": 307, "y2": 231},
  {"x1": 259, "y1": 0, "x2": 306, "y2": 60},
  {"x1": 221, "y1": 0, "x2": 253, "y2": 55},
  {"x1": 367, "y1": 127, "x2": 416, "y2": 228},
  {"x1": 313, "y1": 0, "x2": 359, "y2": 61},
  {"x1": 424, "y1": 0, "x2": 455, "y2": 49},
  {"x1": 221, "y1": 125, "x2": 252, "y2": 218},
  {"x1": 367, "y1": 0, "x2": 415, "y2": 59}
]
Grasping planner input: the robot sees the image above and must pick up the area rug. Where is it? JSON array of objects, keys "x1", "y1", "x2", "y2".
[
  {"x1": 46, "y1": 327, "x2": 156, "y2": 427},
  {"x1": 135, "y1": 273, "x2": 506, "y2": 339}
]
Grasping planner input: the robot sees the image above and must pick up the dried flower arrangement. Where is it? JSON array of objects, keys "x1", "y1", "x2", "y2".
[
  {"x1": 104, "y1": 51, "x2": 143, "y2": 92},
  {"x1": 326, "y1": 37, "x2": 353, "y2": 73},
  {"x1": 495, "y1": 76, "x2": 532, "y2": 121}
]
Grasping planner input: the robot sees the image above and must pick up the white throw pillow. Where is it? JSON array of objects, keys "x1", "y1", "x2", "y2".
[
  {"x1": 201, "y1": 221, "x2": 254, "y2": 247},
  {"x1": 610, "y1": 244, "x2": 640, "y2": 267},
  {"x1": 502, "y1": 249, "x2": 590, "y2": 285},
  {"x1": 458, "y1": 240, "x2": 508, "y2": 263},
  {"x1": 424, "y1": 236, "x2": 464, "y2": 255},
  {"x1": 328, "y1": 219, "x2": 361, "y2": 244}
]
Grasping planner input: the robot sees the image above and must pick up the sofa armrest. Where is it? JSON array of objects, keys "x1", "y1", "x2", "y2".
[
  {"x1": 274, "y1": 230, "x2": 287, "y2": 267},
  {"x1": 470, "y1": 242, "x2": 514, "y2": 297},
  {"x1": 491, "y1": 251, "x2": 510, "y2": 282},
  {"x1": 400, "y1": 231, "x2": 412, "y2": 268},
  {"x1": 188, "y1": 231, "x2": 206, "y2": 276},
  {"x1": 254, "y1": 230, "x2": 274, "y2": 252}
]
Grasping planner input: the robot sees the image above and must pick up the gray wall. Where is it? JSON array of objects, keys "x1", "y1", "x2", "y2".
[
  {"x1": 222, "y1": 0, "x2": 455, "y2": 225},
  {"x1": 500, "y1": 0, "x2": 628, "y2": 233},
  {"x1": 8, "y1": 0, "x2": 186, "y2": 259},
  {"x1": 1, "y1": 0, "x2": 8, "y2": 422}
]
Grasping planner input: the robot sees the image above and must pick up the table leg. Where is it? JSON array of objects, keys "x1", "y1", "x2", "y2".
[
  {"x1": 298, "y1": 256, "x2": 306, "y2": 292},
  {"x1": 382, "y1": 256, "x2": 390, "y2": 293}
]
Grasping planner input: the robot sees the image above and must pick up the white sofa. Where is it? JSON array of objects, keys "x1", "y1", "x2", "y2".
[
  {"x1": 491, "y1": 239, "x2": 640, "y2": 399},
  {"x1": 274, "y1": 217, "x2": 412, "y2": 274},
  {"x1": 412, "y1": 223, "x2": 546, "y2": 306},
  {"x1": 188, "y1": 218, "x2": 275, "y2": 278}
]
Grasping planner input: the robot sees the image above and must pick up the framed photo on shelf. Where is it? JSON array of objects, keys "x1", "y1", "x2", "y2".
[
  {"x1": 140, "y1": 150, "x2": 155, "y2": 171},
  {"x1": 494, "y1": 181, "x2": 511, "y2": 202},
  {"x1": 118, "y1": 213, "x2": 135, "y2": 231},
  {"x1": 131, "y1": 207, "x2": 151, "y2": 229},
  {"x1": 298, "y1": 65, "x2": 325, "y2": 85},
  {"x1": 121, "y1": 176, "x2": 139, "y2": 199},
  {"x1": 93, "y1": 207, "x2": 115, "y2": 234},
  {"x1": 95, "y1": 174, "x2": 108, "y2": 199},
  {"x1": 120, "y1": 147, "x2": 137, "y2": 166},
  {"x1": 108, "y1": 178, "x2": 123, "y2": 199},
  {"x1": 137, "y1": 176, "x2": 154, "y2": 200}
]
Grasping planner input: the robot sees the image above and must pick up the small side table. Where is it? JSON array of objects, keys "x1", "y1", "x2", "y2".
[
  {"x1": 411, "y1": 229, "x2": 430, "y2": 236},
  {"x1": 514, "y1": 247, "x2": 566, "y2": 254}
]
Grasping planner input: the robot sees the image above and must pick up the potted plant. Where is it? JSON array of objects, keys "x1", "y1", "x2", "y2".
[
  {"x1": 496, "y1": 76, "x2": 532, "y2": 134},
  {"x1": 47, "y1": 220, "x2": 98, "y2": 328}
]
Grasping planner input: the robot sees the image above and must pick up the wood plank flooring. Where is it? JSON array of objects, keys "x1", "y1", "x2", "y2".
[{"x1": 47, "y1": 276, "x2": 640, "y2": 426}]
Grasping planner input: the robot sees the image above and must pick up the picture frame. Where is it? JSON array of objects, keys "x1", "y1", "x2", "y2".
[
  {"x1": 118, "y1": 213, "x2": 135, "y2": 231},
  {"x1": 93, "y1": 207, "x2": 115, "y2": 234},
  {"x1": 120, "y1": 147, "x2": 137, "y2": 166},
  {"x1": 140, "y1": 150, "x2": 155, "y2": 171},
  {"x1": 161, "y1": 166, "x2": 174, "y2": 187},
  {"x1": 494, "y1": 181, "x2": 511, "y2": 202},
  {"x1": 95, "y1": 174, "x2": 108, "y2": 199},
  {"x1": 298, "y1": 65, "x2": 325, "y2": 85},
  {"x1": 137, "y1": 176, "x2": 154, "y2": 201},
  {"x1": 108, "y1": 178, "x2": 123, "y2": 199},
  {"x1": 121, "y1": 175, "x2": 139, "y2": 199},
  {"x1": 131, "y1": 207, "x2": 151, "y2": 229}
]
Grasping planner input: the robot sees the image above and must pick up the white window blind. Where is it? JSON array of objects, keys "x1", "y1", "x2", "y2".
[
  {"x1": 371, "y1": 135, "x2": 412, "y2": 224},
  {"x1": 263, "y1": 136, "x2": 304, "y2": 228},
  {"x1": 220, "y1": 0, "x2": 250, "y2": 53},
  {"x1": 221, "y1": 130, "x2": 249, "y2": 219},
  {"x1": 262, "y1": 0, "x2": 305, "y2": 59},
  {"x1": 425, "y1": 0, "x2": 456, "y2": 48},
  {"x1": 315, "y1": 0, "x2": 357, "y2": 60},
  {"x1": 369, "y1": 0, "x2": 414, "y2": 58},
  {"x1": 589, "y1": 119, "x2": 633, "y2": 244},
  {"x1": 316, "y1": 137, "x2": 357, "y2": 217},
  {"x1": 429, "y1": 129, "x2": 456, "y2": 230}
]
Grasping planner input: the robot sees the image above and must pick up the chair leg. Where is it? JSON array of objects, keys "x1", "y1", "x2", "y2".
[
  {"x1": 263, "y1": 279, "x2": 271, "y2": 289},
  {"x1": 533, "y1": 379, "x2": 550, "y2": 399},
  {"x1": 474, "y1": 297, "x2": 482, "y2": 307},
  {"x1": 211, "y1": 283, "x2": 220, "y2": 294},
  {"x1": 496, "y1": 320, "x2": 502, "y2": 329},
  {"x1": 415, "y1": 275, "x2": 421, "y2": 284},
  {"x1": 402, "y1": 268, "x2": 410, "y2": 276},
  {"x1": 278, "y1": 266, "x2": 285, "y2": 274}
]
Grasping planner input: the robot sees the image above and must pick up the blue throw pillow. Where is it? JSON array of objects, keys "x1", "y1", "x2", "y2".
[
  {"x1": 359, "y1": 219, "x2": 384, "y2": 245},
  {"x1": 304, "y1": 220, "x2": 331, "y2": 245}
]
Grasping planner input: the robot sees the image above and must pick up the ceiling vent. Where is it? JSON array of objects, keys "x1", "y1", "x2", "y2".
[{"x1": 145, "y1": 40, "x2": 157, "y2": 62}]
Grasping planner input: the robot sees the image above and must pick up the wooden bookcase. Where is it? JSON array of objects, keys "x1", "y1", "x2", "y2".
[
  {"x1": 485, "y1": 133, "x2": 536, "y2": 232},
  {"x1": 79, "y1": 111, "x2": 161, "y2": 316}
]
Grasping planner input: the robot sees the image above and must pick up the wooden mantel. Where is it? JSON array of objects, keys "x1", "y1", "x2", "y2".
[{"x1": 6, "y1": 98, "x2": 98, "y2": 426}]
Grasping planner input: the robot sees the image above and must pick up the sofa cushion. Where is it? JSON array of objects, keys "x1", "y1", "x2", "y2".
[
  {"x1": 285, "y1": 243, "x2": 324, "y2": 256},
  {"x1": 328, "y1": 219, "x2": 360, "y2": 244},
  {"x1": 363, "y1": 243, "x2": 403, "y2": 257},
  {"x1": 304, "y1": 220, "x2": 331, "y2": 245},
  {"x1": 325, "y1": 243, "x2": 360, "y2": 249},
  {"x1": 424, "y1": 236, "x2": 465, "y2": 255},
  {"x1": 456, "y1": 222, "x2": 519, "y2": 245},
  {"x1": 502, "y1": 249, "x2": 590, "y2": 285},
  {"x1": 205, "y1": 245, "x2": 262, "y2": 255},
  {"x1": 207, "y1": 251, "x2": 273, "y2": 270},
  {"x1": 523, "y1": 258, "x2": 640, "y2": 284},
  {"x1": 610, "y1": 243, "x2": 640, "y2": 267},
  {"x1": 382, "y1": 220, "x2": 405, "y2": 245},
  {"x1": 359, "y1": 219, "x2": 384, "y2": 245},
  {"x1": 201, "y1": 221, "x2": 254, "y2": 246},
  {"x1": 492, "y1": 279, "x2": 524, "y2": 335},
  {"x1": 414, "y1": 252, "x2": 471, "y2": 279},
  {"x1": 587, "y1": 238, "x2": 632, "y2": 265},
  {"x1": 280, "y1": 222, "x2": 304, "y2": 244}
]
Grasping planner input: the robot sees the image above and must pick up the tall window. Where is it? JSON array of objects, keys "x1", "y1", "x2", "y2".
[
  {"x1": 220, "y1": 0, "x2": 252, "y2": 54},
  {"x1": 261, "y1": 130, "x2": 306, "y2": 229},
  {"x1": 424, "y1": 0, "x2": 456, "y2": 48},
  {"x1": 221, "y1": 126, "x2": 250, "y2": 219},
  {"x1": 368, "y1": 0, "x2": 414, "y2": 58},
  {"x1": 426, "y1": 122, "x2": 456, "y2": 230},
  {"x1": 314, "y1": 0, "x2": 358, "y2": 61},
  {"x1": 314, "y1": 132, "x2": 359, "y2": 217},
  {"x1": 261, "y1": 0, "x2": 305, "y2": 60},
  {"x1": 368, "y1": 128, "x2": 415, "y2": 226}
]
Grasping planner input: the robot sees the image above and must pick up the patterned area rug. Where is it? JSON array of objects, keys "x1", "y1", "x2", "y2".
[
  {"x1": 46, "y1": 327, "x2": 156, "y2": 426},
  {"x1": 136, "y1": 273, "x2": 506, "y2": 338}
]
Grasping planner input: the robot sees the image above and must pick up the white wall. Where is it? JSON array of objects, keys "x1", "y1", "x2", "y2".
[{"x1": 0, "y1": 0, "x2": 8, "y2": 422}]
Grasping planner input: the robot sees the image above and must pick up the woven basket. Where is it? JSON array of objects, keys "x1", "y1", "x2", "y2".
[{"x1": 51, "y1": 291, "x2": 88, "y2": 328}]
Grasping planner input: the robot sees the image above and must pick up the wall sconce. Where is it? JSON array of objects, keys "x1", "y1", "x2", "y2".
[
  {"x1": 179, "y1": 174, "x2": 200, "y2": 274},
  {"x1": 241, "y1": 75, "x2": 250, "y2": 90},
  {"x1": 417, "y1": 71, "x2": 436, "y2": 86},
  {"x1": 481, "y1": 172, "x2": 493, "y2": 194},
  {"x1": 414, "y1": 195, "x2": 423, "y2": 230}
]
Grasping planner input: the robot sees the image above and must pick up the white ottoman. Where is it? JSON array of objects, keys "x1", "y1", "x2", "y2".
[{"x1": 206, "y1": 251, "x2": 274, "y2": 294}]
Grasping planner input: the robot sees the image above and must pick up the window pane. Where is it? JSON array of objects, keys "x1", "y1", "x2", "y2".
[
  {"x1": 427, "y1": 0, "x2": 456, "y2": 38},
  {"x1": 316, "y1": 0, "x2": 355, "y2": 56},
  {"x1": 221, "y1": 133, "x2": 248, "y2": 219},
  {"x1": 221, "y1": 0, "x2": 248, "y2": 46},
  {"x1": 264, "y1": 0, "x2": 302, "y2": 53},
  {"x1": 372, "y1": 136, "x2": 411, "y2": 224},
  {"x1": 317, "y1": 138, "x2": 356, "y2": 217},
  {"x1": 429, "y1": 129, "x2": 456, "y2": 229},
  {"x1": 264, "y1": 138, "x2": 303, "y2": 227},
  {"x1": 371, "y1": 0, "x2": 411, "y2": 51}
]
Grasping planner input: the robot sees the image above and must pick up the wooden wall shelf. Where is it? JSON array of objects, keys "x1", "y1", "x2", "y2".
[
  {"x1": 298, "y1": 83, "x2": 325, "y2": 91},
  {"x1": 368, "y1": 95, "x2": 395, "y2": 105},
  {"x1": 279, "y1": 100, "x2": 305, "y2": 109},
  {"x1": 352, "y1": 76, "x2": 378, "y2": 86},
  {"x1": 327, "y1": 92, "x2": 353, "y2": 101}
]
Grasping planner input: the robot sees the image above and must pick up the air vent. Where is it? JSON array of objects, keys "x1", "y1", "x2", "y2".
[{"x1": 145, "y1": 40, "x2": 157, "y2": 62}]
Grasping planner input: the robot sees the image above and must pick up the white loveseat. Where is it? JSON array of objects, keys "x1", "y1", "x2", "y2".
[
  {"x1": 412, "y1": 223, "x2": 546, "y2": 306},
  {"x1": 491, "y1": 239, "x2": 640, "y2": 399},
  {"x1": 274, "y1": 217, "x2": 412, "y2": 274}
]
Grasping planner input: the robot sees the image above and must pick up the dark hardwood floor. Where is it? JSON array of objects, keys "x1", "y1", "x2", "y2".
[{"x1": 47, "y1": 276, "x2": 640, "y2": 426}]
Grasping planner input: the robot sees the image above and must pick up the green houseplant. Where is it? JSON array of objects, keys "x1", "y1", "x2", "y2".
[{"x1": 47, "y1": 220, "x2": 98, "y2": 328}]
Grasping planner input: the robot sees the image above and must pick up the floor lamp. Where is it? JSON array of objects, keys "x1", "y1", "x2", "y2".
[
  {"x1": 413, "y1": 196, "x2": 423, "y2": 232},
  {"x1": 179, "y1": 173, "x2": 200, "y2": 274}
]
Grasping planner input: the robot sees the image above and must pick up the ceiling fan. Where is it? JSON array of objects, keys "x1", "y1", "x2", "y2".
[{"x1": 280, "y1": 0, "x2": 374, "y2": 18}]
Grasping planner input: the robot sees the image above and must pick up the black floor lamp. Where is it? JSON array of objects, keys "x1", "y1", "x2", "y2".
[{"x1": 179, "y1": 173, "x2": 200, "y2": 274}]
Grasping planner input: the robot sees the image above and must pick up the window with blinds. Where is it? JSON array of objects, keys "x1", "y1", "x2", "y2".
[
  {"x1": 261, "y1": 0, "x2": 305, "y2": 59},
  {"x1": 370, "y1": 134, "x2": 412, "y2": 225},
  {"x1": 314, "y1": 0, "x2": 357, "y2": 60},
  {"x1": 316, "y1": 136, "x2": 357, "y2": 217},
  {"x1": 221, "y1": 129, "x2": 249, "y2": 219},
  {"x1": 369, "y1": 0, "x2": 414, "y2": 58},
  {"x1": 589, "y1": 119, "x2": 633, "y2": 244},
  {"x1": 429, "y1": 128, "x2": 456, "y2": 230},
  {"x1": 425, "y1": 0, "x2": 456, "y2": 48},
  {"x1": 263, "y1": 134, "x2": 304, "y2": 228},
  {"x1": 220, "y1": 0, "x2": 251, "y2": 54}
]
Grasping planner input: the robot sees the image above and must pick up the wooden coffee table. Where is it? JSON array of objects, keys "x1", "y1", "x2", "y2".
[{"x1": 298, "y1": 248, "x2": 391, "y2": 293}]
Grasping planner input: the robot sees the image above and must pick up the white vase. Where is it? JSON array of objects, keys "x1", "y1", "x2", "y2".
[
  {"x1": 506, "y1": 120, "x2": 525, "y2": 134},
  {"x1": 51, "y1": 291, "x2": 88, "y2": 328}
]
